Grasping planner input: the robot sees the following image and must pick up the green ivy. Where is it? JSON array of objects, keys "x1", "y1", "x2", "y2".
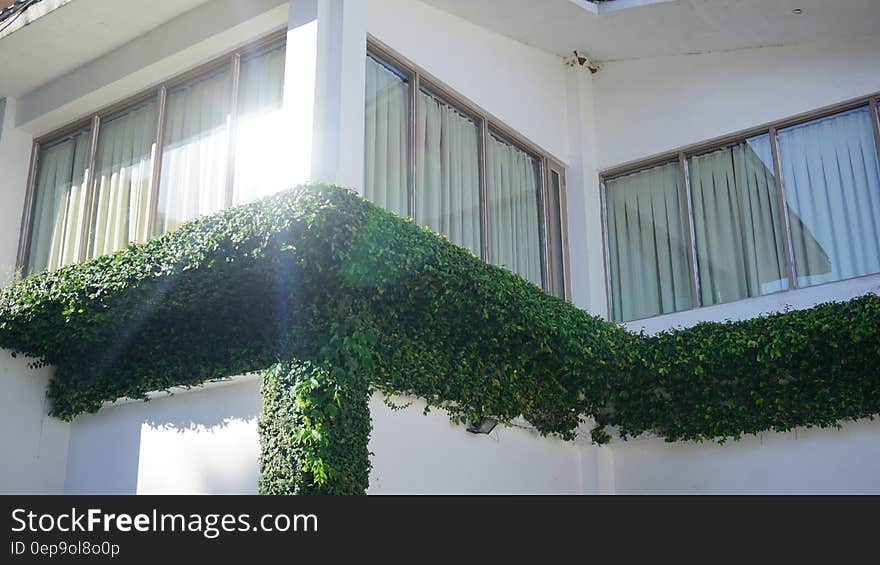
[
  {"x1": 259, "y1": 360, "x2": 370, "y2": 495},
  {"x1": 0, "y1": 183, "x2": 878, "y2": 494}
]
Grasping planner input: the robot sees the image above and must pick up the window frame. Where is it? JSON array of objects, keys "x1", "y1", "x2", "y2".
[
  {"x1": 16, "y1": 29, "x2": 288, "y2": 274},
  {"x1": 600, "y1": 91, "x2": 880, "y2": 322},
  {"x1": 366, "y1": 35, "x2": 572, "y2": 300}
]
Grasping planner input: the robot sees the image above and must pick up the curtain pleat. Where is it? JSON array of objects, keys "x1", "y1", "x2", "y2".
[
  {"x1": 233, "y1": 44, "x2": 286, "y2": 205},
  {"x1": 28, "y1": 128, "x2": 91, "y2": 272},
  {"x1": 488, "y1": 135, "x2": 542, "y2": 286},
  {"x1": 606, "y1": 162, "x2": 692, "y2": 321},
  {"x1": 90, "y1": 100, "x2": 156, "y2": 258},
  {"x1": 688, "y1": 135, "x2": 788, "y2": 305},
  {"x1": 416, "y1": 90, "x2": 481, "y2": 256},
  {"x1": 778, "y1": 106, "x2": 880, "y2": 286},
  {"x1": 364, "y1": 56, "x2": 409, "y2": 217},
  {"x1": 156, "y1": 68, "x2": 231, "y2": 234}
]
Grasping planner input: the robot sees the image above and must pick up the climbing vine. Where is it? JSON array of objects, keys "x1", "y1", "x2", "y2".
[{"x1": 0, "y1": 183, "x2": 878, "y2": 494}]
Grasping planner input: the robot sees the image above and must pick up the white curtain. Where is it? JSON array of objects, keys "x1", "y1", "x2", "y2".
[
  {"x1": 488, "y1": 134, "x2": 542, "y2": 287},
  {"x1": 157, "y1": 68, "x2": 231, "y2": 234},
  {"x1": 90, "y1": 100, "x2": 156, "y2": 258},
  {"x1": 606, "y1": 162, "x2": 692, "y2": 322},
  {"x1": 364, "y1": 55, "x2": 410, "y2": 217},
  {"x1": 416, "y1": 90, "x2": 481, "y2": 256},
  {"x1": 232, "y1": 44, "x2": 287, "y2": 205},
  {"x1": 28, "y1": 128, "x2": 91, "y2": 272},
  {"x1": 778, "y1": 106, "x2": 880, "y2": 286},
  {"x1": 688, "y1": 135, "x2": 788, "y2": 305}
]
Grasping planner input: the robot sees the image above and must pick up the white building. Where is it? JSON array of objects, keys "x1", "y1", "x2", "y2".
[{"x1": 1, "y1": 0, "x2": 879, "y2": 494}]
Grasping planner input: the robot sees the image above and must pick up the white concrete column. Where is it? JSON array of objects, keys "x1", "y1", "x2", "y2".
[
  {"x1": 283, "y1": 0, "x2": 368, "y2": 192},
  {"x1": 0, "y1": 97, "x2": 34, "y2": 283},
  {"x1": 564, "y1": 65, "x2": 607, "y2": 317}
]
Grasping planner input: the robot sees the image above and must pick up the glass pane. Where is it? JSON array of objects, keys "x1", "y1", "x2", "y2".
[
  {"x1": 416, "y1": 89, "x2": 481, "y2": 256},
  {"x1": 777, "y1": 106, "x2": 880, "y2": 286},
  {"x1": 688, "y1": 134, "x2": 789, "y2": 306},
  {"x1": 488, "y1": 133, "x2": 543, "y2": 287},
  {"x1": 157, "y1": 66, "x2": 232, "y2": 234},
  {"x1": 606, "y1": 162, "x2": 692, "y2": 322},
  {"x1": 548, "y1": 169, "x2": 566, "y2": 298},
  {"x1": 28, "y1": 127, "x2": 91, "y2": 273},
  {"x1": 232, "y1": 43, "x2": 287, "y2": 205},
  {"x1": 364, "y1": 54, "x2": 410, "y2": 217},
  {"x1": 90, "y1": 99, "x2": 157, "y2": 258}
]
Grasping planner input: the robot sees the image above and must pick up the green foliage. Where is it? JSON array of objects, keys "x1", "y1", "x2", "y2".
[
  {"x1": 259, "y1": 361, "x2": 370, "y2": 495},
  {"x1": 1, "y1": 183, "x2": 879, "y2": 494}
]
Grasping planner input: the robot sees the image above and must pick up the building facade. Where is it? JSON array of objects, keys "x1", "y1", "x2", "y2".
[{"x1": 1, "y1": 0, "x2": 879, "y2": 493}]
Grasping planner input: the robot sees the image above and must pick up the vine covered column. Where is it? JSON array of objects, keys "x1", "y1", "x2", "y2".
[{"x1": 258, "y1": 360, "x2": 372, "y2": 495}]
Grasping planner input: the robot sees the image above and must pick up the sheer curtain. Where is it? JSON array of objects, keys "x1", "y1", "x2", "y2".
[
  {"x1": 488, "y1": 134, "x2": 542, "y2": 287},
  {"x1": 90, "y1": 100, "x2": 157, "y2": 258},
  {"x1": 364, "y1": 55, "x2": 409, "y2": 217},
  {"x1": 778, "y1": 106, "x2": 880, "y2": 286},
  {"x1": 27, "y1": 128, "x2": 91, "y2": 272},
  {"x1": 606, "y1": 162, "x2": 692, "y2": 322},
  {"x1": 156, "y1": 67, "x2": 231, "y2": 234},
  {"x1": 688, "y1": 135, "x2": 788, "y2": 305},
  {"x1": 416, "y1": 90, "x2": 481, "y2": 256},
  {"x1": 232, "y1": 43, "x2": 287, "y2": 205}
]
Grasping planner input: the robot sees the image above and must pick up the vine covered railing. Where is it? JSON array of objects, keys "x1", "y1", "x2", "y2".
[{"x1": 1, "y1": 184, "x2": 878, "y2": 494}]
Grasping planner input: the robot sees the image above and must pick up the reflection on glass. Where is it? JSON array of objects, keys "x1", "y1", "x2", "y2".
[
  {"x1": 157, "y1": 67, "x2": 231, "y2": 234},
  {"x1": 233, "y1": 43, "x2": 287, "y2": 205}
]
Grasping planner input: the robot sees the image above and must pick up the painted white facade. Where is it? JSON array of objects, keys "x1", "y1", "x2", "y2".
[{"x1": 1, "y1": 0, "x2": 879, "y2": 494}]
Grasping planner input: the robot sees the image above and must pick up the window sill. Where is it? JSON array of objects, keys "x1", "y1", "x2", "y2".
[{"x1": 621, "y1": 272, "x2": 880, "y2": 336}]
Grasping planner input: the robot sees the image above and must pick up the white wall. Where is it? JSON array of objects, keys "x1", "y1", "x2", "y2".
[
  {"x1": 65, "y1": 376, "x2": 262, "y2": 494},
  {"x1": 368, "y1": 395, "x2": 584, "y2": 494},
  {"x1": 60, "y1": 373, "x2": 880, "y2": 495},
  {"x1": 0, "y1": 97, "x2": 31, "y2": 281},
  {"x1": 611, "y1": 419, "x2": 880, "y2": 494},
  {"x1": 0, "y1": 350, "x2": 70, "y2": 494},
  {"x1": 594, "y1": 34, "x2": 880, "y2": 171},
  {"x1": 62, "y1": 378, "x2": 587, "y2": 495},
  {"x1": 0, "y1": 98, "x2": 70, "y2": 495}
]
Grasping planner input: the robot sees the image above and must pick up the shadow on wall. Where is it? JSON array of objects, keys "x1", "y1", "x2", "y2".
[{"x1": 64, "y1": 377, "x2": 262, "y2": 494}]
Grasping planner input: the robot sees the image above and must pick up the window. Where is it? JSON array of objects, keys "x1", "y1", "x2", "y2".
[
  {"x1": 688, "y1": 135, "x2": 789, "y2": 305},
  {"x1": 488, "y1": 132, "x2": 542, "y2": 286},
  {"x1": 157, "y1": 67, "x2": 232, "y2": 234},
  {"x1": 364, "y1": 53, "x2": 410, "y2": 217},
  {"x1": 777, "y1": 107, "x2": 880, "y2": 287},
  {"x1": 417, "y1": 88, "x2": 482, "y2": 256},
  {"x1": 26, "y1": 126, "x2": 91, "y2": 273},
  {"x1": 363, "y1": 42, "x2": 570, "y2": 299},
  {"x1": 20, "y1": 33, "x2": 286, "y2": 274},
  {"x1": 602, "y1": 95, "x2": 880, "y2": 322},
  {"x1": 605, "y1": 162, "x2": 693, "y2": 322},
  {"x1": 90, "y1": 99, "x2": 157, "y2": 258}
]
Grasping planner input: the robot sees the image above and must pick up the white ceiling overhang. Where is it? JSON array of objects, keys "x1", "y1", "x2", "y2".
[
  {"x1": 0, "y1": 0, "x2": 216, "y2": 97},
  {"x1": 419, "y1": 0, "x2": 880, "y2": 62}
]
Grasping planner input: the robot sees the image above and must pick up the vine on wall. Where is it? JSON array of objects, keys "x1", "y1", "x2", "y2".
[{"x1": 0, "y1": 184, "x2": 878, "y2": 494}]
